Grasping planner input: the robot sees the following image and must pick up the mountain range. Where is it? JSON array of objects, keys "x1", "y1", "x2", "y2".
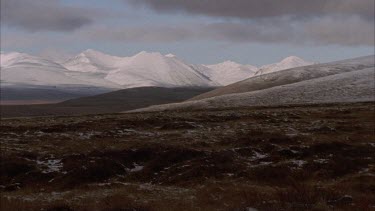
[{"x1": 1, "y1": 50, "x2": 314, "y2": 89}]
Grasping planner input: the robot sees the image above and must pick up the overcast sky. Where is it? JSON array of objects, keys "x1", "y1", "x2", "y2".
[{"x1": 1, "y1": 0, "x2": 374, "y2": 65}]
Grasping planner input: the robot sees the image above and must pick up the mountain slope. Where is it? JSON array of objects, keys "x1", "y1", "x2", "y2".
[
  {"x1": 201, "y1": 61, "x2": 258, "y2": 85},
  {"x1": 129, "y1": 66, "x2": 375, "y2": 112},
  {"x1": 105, "y1": 51, "x2": 218, "y2": 88},
  {"x1": 59, "y1": 86, "x2": 213, "y2": 107},
  {"x1": 189, "y1": 55, "x2": 374, "y2": 101}
]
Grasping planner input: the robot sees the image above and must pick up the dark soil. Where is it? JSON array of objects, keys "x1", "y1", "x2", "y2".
[{"x1": 1, "y1": 102, "x2": 374, "y2": 211}]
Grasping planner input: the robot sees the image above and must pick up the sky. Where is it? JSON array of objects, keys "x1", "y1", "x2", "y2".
[{"x1": 1, "y1": 0, "x2": 374, "y2": 66}]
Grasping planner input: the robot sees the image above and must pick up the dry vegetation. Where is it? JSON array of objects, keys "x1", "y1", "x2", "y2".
[{"x1": 1, "y1": 102, "x2": 374, "y2": 211}]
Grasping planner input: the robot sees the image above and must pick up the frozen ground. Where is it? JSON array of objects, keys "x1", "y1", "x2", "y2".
[{"x1": 1, "y1": 102, "x2": 374, "y2": 210}]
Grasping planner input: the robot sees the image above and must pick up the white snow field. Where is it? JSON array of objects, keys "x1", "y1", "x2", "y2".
[
  {"x1": 129, "y1": 57, "x2": 375, "y2": 112},
  {"x1": 189, "y1": 55, "x2": 374, "y2": 101}
]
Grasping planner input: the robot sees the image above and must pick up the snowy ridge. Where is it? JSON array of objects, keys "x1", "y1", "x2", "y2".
[
  {"x1": 62, "y1": 49, "x2": 124, "y2": 73},
  {"x1": 0, "y1": 52, "x2": 91, "y2": 86},
  {"x1": 1, "y1": 52, "x2": 65, "y2": 69}
]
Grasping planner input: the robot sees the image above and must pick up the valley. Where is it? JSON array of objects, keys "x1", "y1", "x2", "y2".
[
  {"x1": 0, "y1": 87, "x2": 214, "y2": 118},
  {"x1": 1, "y1": 1, "x2": 374, "y2": 210}
]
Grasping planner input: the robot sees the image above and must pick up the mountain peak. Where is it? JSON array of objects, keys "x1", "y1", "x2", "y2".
[
  {"x1": 280, "y1": 56, "x2": 306, "y2": 63},
  {"x1": 133, "y1": 51, "x2": 164, "y2": 58},
  {"x1": 222, "y1": 60, "x2": 240, "y2": 65},
  {"x1": 165, "y1": 53, "x2": 176, "y2": 58},
  {"x1": 256, "y1": 55, "x2": 315, "y2": 76},
  {"x1": 78, "y1": 49, "x2": 113, "y2": 58},
  {"x1": 207, "y1": 60, "x2": 241, "y2": 67},
  {"x1": 82, "y1": 49, "x2": 98, "y2": 53}
]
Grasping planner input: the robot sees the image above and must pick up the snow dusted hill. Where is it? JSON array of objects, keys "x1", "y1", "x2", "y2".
[
  {"x1": 255, "y1": 56, "x2": 315, "y2": 76},
  {"x1": 190, "y1": 55, "x2": 374, "y2": 101},
  {"x1": 105, "y1": 51, "x2": 218, "y2": 88},
  {"x1": 129, "y1": 66, "x2": 375, "y2": 113},
  {"x1": 201, "y1": 61, "x2": 258, "y2": 85}
]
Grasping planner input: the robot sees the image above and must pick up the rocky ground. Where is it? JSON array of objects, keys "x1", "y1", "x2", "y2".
[{"x1": 1, "y1": 102, "x2": 374, "y2": 211}]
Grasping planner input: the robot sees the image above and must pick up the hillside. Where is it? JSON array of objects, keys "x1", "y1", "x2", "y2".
[
  {"x1": 189, "y1": 55, "x2": 374, "y2": 101},
  {"x1": 130, "y1": 66, "x2": 374, "y2": 112}
]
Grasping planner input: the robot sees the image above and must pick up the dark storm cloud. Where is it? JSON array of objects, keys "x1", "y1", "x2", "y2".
[
  {"x1": 126, "y1": 0, "x2": 374, "y2": 20},
  {"x1": 1, "y1": 0, "x2": 93, "y2": 31}
]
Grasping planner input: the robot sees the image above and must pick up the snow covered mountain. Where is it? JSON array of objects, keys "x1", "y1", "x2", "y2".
[
  {"x1": 202, "y1": 61, "x2": 258, "y2": 85},
  {"x1": 0, "y1": 50, "x2": 318, "y2": 90},
  {"x1": 105, "y1": 51, "x2": 218, "y2": 88},
  {"x1": 0, "y1": 52, "x2": 89, "y2": 86},
  {"x1": 255, "y1": 56, "x2": 315, "y2": 76},
  {"x1": 1, "y1": 50, "x2": 219, "y2": 89},
  {"x1": 63, "y1": 50, "x2": 220, "y2": 88}
]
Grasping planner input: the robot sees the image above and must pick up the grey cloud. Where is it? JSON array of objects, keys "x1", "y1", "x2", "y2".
[
  {"x1": 126, "y1": 0, "x2": 374, "y2": 20},
  {"x1": 123, "y1": 0, "x2": 374, "y2": 47},
  {"x1": 1, "y1": 0, "x2": 93, "y2": 31},
  {"x1": 82, "y1": 16, "x2": 374, "y2": 46},
  {"x1": 85, "y1": 26, "x2": 192, "y2": 43},
  {"x1": 304, "y1": 17, "x2": 375, "y2": 46}
]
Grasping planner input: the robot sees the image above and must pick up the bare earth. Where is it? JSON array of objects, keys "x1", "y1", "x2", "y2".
[{"x1": 1, "y1": 102, "x2": 374, "y2": 211}]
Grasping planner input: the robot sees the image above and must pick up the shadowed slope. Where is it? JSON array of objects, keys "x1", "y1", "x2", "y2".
[{"x1": 1, "y1": 87, "x2": 213, "y2": 118}]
